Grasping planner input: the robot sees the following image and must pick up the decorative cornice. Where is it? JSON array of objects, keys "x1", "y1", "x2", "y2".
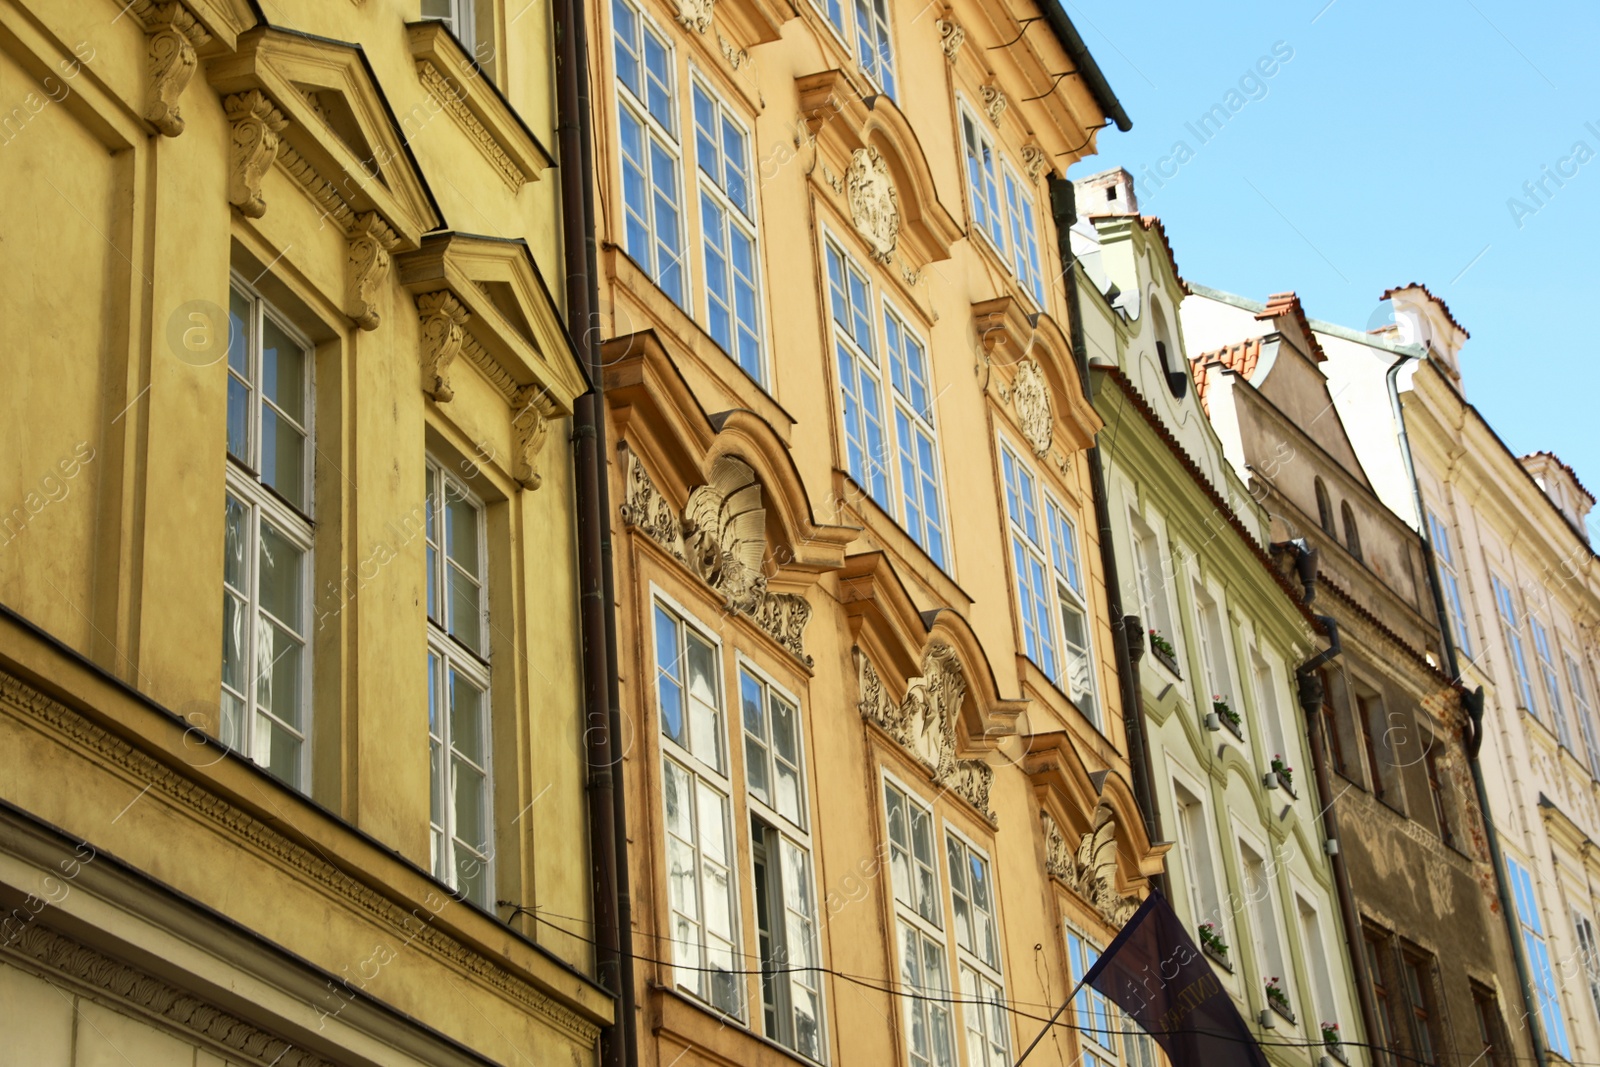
[
  {"x1": 1041, "y1": 806, "x2": 1139, "y2": 926},
  {"x1": 857, "y1": 647, "x2": 995, "y2": 823},
  {"x1": 0, "y1": 672, "x2": 601, "y2": 1046},
  {"x1": 415, "y1": 60, "x2": 528, "y2": 190},
  {"x1": 620, "y1": 449, "x2": 813, "y2": 664},
  {"x1": 4, "y1": 923, "x2": 337, "y2": 1066}
]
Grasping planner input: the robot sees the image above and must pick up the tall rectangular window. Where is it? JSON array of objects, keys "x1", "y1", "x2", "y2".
[
  {"x1": 1567, "y1": 651, "x2": 1600, "y2": 778},
  {"x1": 1364, "y1": 931, "x2": 1398, "y2": 1067},
  {"x1": 1241, "y1": 844, "x2": 1288, "y2": 1010},
  {"x1": 1067, "y1": 926, "x2": 1155, "y2": 1067},
  {"x1": 826, "y1": 241, "x2": 890, "y2": 506},
  {"x1": 691, "y1": 82, "x2": 763, "y2": 382},
  {"x1": 851, "y1": 0, "x2": 896, "y2": 96},
  {"x1": 1130, "y1": 512, "x2": 1176, "y2": 660},
  {"x1": 1528, "y1": 615, "x2": 1571, "y2": 747},
  {"x1": 1046, "y1": 499, "x2": 1097, "y2": 721},
  {"x1": 1507, "y1": 856, "x2": 1571, "y2": 1057},
  {"x1": 613, "y1": 0, "x2": 685, "y2": 306},
  {"x1": 1174, "y1": 783, "x2": 1222, "y2": 938},
  {"x1": 223, "y1": 279, "x2": 313, "y2": 791},
  {"x1": 1426, "y1": 509, "x2": 1472, "y2": 657},
  {"x1": 1424, "y1": 745, "x2": 1453, "y2": 848},
  {"x1": 425, "y1": 458, "x2": 493, "y2": 905},
  {"x1": 885, "y1": 308, "x2": 947, "y2": 567},
  {"x1": 884, "y1": 780, "x2": 955, "y2": 1067},
  {"x1": 1194, "y1": 584, "x2": 1234, "y2": 728},
  {"x1": 1356, "y1": 693, "x2": 1389, "y2": 800},
  {"x1": 654, "y1": 602, "x2": 740, "y2": 1016},
  {"x1": 961, "y1": 111, "x2": 1005, "y2": 253},
  {"x1": 741, "y1": 667, "x2": 824, "y2": 1057},
  {"x1": 1472, "y1": 984, "x2": 1509, "y2": 1067},
  {"x1": 1002, "y1": 446, "x2": 1054, "y2": 681},
  {"x1": 1401, "y1": 951, "x2": 1440, "y2": 1065},
  {"x1": 421, "y1": 0, "x2": 476, "y2": 53},
  {"x1": 948, "y1": 834, "x2": 1009, "y2": 1067},
  {"x1": 1297, "y1": 897, "x2": 1337, "y2": 1037},
  {"x1": 1491, "y1": 574, "x2": 1539, "y2": 717},
  {"x1": 1003, "y1": 167, "x2": 1045, "y2": 305},
  {"x1": 1572, "y1": 911, "x2": 1600, "y2": 1027}
]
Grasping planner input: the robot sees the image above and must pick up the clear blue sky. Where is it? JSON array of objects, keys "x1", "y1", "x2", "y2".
[{"x1": 1065, "y1": 0, "x2": 1600, "y2": 540}]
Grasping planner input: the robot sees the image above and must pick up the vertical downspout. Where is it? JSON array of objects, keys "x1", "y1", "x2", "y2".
[
  {"x1": 1050, "y1": 176, "x2": 1166, "y2": 894},
  {"x1": 555, "y1": 0, "x2": 634, "y2": 1060},
  {"x1": 1286, "y1": 552, "x2": 1380, "y2": 1060},
  {"x1": 1387, "y1": 353, "x2": 1545, "y2": 1067}
]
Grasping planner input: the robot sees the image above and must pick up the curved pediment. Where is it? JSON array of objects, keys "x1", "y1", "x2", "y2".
[
  {"x1": 796, "y1": 70, "x2": 963, "y2": 266},
  {"x1": 974, "y1": 296, "x2": 1103, "y2": 463}
]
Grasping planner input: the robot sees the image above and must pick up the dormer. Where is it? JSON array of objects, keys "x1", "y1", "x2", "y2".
[
  {"x1": 1382, "y1": 283, "x2": 1469, "y2": 390},
  {"x1": 1520, "y1": 452, "x2": 1595, "y2": 543}
]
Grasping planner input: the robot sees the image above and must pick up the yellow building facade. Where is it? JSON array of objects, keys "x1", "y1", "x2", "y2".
[
  {"x1": 0, "y1": 1, "x2": 609, "y2": 1063},
  {"x1": 588, "y1": 0, "x2": 1168, "y2": 1063}
]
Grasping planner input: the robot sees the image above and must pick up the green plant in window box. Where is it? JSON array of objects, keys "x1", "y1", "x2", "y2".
[
  {"x1": 1271, "y1": 755, "x2": 1294, "y2": 792},
  {"x1": 1213, "y1": 695, "x2": 1241, "y2": 730},
  {"x1": 1198, "y1": 921, "x2": 1228, "y2": 960}
]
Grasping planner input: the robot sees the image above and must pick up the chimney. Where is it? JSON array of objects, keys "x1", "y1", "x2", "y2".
[{"x1": 1073, "y1": 168, "x2": 1138, "y2": 215}]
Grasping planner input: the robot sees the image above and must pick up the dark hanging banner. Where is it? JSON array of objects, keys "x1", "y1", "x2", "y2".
[{"x1": 1082, "y1": 893, "x2": 1270, "y2": 1067}]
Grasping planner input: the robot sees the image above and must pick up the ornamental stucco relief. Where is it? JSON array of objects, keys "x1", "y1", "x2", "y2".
[
  {"x1": 846, "y1": 146, "x2": 900, "y2": 263},
  {"x1": 1013, "y1": 358, "x2": 1054, "y2": 456}
]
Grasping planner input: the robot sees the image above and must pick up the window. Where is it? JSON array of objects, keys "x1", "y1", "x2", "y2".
[
  {"x1": 654, "y1": 602, "x2": 740, "y2": 1016},
  {"x1": 885, "y1": 307, "x2": 948, "y2": 566},
  {"x1": 223, "y1": 279, "x2": 313, "y2": 791},
  {"x1": 1002, "y1": 444, "x2": 1098, "y2": 718},
  {"x1": 1471, "y1": 983, "x2": 1509, "y2": 1067},
  {"x1": 1319, "y1": 670, "x2": 1347, "y2": 776},
  {"x1": 1251, "y1": 649, "x2": 1289, "y2": 772},
  {"x1": 1067, "y1": 928, "x2": 1154, "y2": 1067},
  {"x1": 614, "y1": 0, "x2": 686, "y2": 307},
  {"x1": 825, "y1": 242, "x2": 950, "y2": 565},
  {"x1": 1491, "y1": 575, "x2": 1539, "y2": 716},
  {"x1": 692, "y1": 82, "x2": 763, "y2": 382},
  {"x1": 1314, "y1": 479, "x2": 1333, "y2": 535},
  {"x1": 884, "y1": 780, "x2": 955, "y2": 1067},
  {"x1": 1241, "y1": 844, "x2": 1288, "y2": 1012},
  {"x1": 425, "y1": 458, "x2": 493, "y2": 905},
  {"x1": 1573, "y1": 910, "x2": 1600, "y2": 1026},
  {"x1": 421, "y1": 0, "x2": 477, "y2": 54},
  {"x1": 826, "y1": 241, "x2": 889, "y2": 506},
  {"x1": 851, "y1": 0, "x2": 896, "y2": 95},
  {"x1": 1129, "y1": 512, "x2": 1176, "y2": 660},
  {"x1": 948, "y1": 834, "x2": 1009, "y2": 1067},
  {"x1": 1426, "y1": 509, "x2": 1472, "y2": 657},
  {"x1": 1423, "y1": 745, "x2": 1453, "y2": 848},
  {"x1": 961, "y1": 111, "x2": 1005, "y2": 253},
  {"x1": 1174, "y1": 782, "x2": 1223, "y2": 937},
  {"x1": 1567, "y1": 651, "x2": 1600, "y2": 778},
  {"x1": 1401, "y1": 951, "x2": 1440, "y2": 1065},
  {"x1": 1356, "y1": 692, "x2": 1391, "y2": 801},
  {"x1": 741, "y1": 666, "x2": 824, "y2": 1057},
  {"x1": 1340, "y1": 501, "x2": 1362, "y2": 561},
  {"x1": 1507, "y1": 856, "x2": 1571, "y2": 1057},
  {"x1": 1194, "y1": 584, "x2": 1234, "y2": 729},
  {"x1": 1003, "y1": 167, "x2": 1045, "y2": 305},
  {"x1": 1364, "y1": 931, "x2": 1399, "y2": 1067},
  {"x1": 1529, "y1": 615, "x2": 1572, "y2": 748},
  {"x1": 1297, "y1": 897, "x2": 1337, "y2": 1035}
]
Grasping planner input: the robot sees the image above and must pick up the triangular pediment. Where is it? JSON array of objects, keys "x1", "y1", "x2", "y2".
[{"x1": 208, "y1": 27, "x2": 442, "y2": 247}]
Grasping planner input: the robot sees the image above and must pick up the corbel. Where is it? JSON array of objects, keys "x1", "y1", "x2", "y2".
[
  {"x1": 936, "y1": 18, "x2": 966, "y2": 62},
  {"x1": 224, "y1": 89, "x2": 287, "y2": 218},
  {"x1": 980, "y1": 84, "x2": 1008, "y2": 126},
  {"x1": 511, "y1": 387, "x2": 561, "y2": 490},
  {"x1": 346, "y1": 211, "x2": 400, "y2": 330},
  {"x1": 416, "y1": 291, "x2": 470, "y2": 401},
  {"x1": 129, "y1": 1, "x2": 210, "y2": 136}
]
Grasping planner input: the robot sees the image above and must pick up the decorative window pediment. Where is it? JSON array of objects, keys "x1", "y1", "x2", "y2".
[
  {"x1": 1041, "y1": 804, "x2": 1141, "y2": 927},
  {"x1": 396, "y1": 233, "x2": 587, "y2": 490},
  {"x1": 208, "y1": 29, "x2": 443, "y2": 327},
  {"x1": 406, "y1": 22, "x2": 554, "y2": 190},
  {"x1": 795, "y1": 70, "x2": 962, "y2": 269},
  {"x1": 974, "y1": 295, "x2": 1102, "y2": 461}
]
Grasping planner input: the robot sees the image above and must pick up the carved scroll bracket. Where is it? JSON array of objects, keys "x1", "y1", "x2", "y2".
[
  {"x1": 980, "y1": 84, "x2": 1007, "y2": 126},
  {"x1": 857, "y1": 647, "x2": 995, "y2": 823},
  {"x1": 346, "y1": 211, "x2": 400, "y2": 331},
  {"x1": 132, "y1": 1, "x2": 209, "y2": 136},
  {"x1": 937, "y1": 19, "x2": 966, "y2": 62},
  {"x1": 512, "y1": 387, "x2": 560, "y2": 490},
  {"x1": 417, "y1": 291, "x2": 470, "y2": 401},
  {"x1": 224, "y1": 89, "x2": 287, "y2": 218}
]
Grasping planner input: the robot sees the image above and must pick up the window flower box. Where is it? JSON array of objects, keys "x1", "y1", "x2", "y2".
[
  {"x1": 1265, "y1": 977, "x2": 1295, "y2": 1024},
  {"x1": 1321, "y1": 1023, "x2": 1347, "y2": 1064},
  {"x1": 1198, "y1": 922, "x2": 1231, "y2": 969},
  {"x1": 1148, "y1": 629, "x2": 1181, "y2": 677},
  {"x1": 1271, "y1": 755, "x2": 1296, "y2": 796},
  {"x1": 1213, "y1": 696, "x2": 1243, "y2": 740}
]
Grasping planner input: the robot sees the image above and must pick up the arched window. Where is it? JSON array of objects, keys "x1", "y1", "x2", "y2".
[
  {"x1": 1314, "y1": 478, "x2": 1334, "y2": 535},
  {"x1": 1342, "y1": 501, "x2": 1363, "y2": 561}
]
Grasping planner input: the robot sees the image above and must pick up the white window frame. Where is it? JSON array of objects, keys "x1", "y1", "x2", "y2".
[
  {"x1": 223, "y1": 274, "x2": 314, "y2": 792},
  {"x1": 1002, "y1": 163, "x2": 1046, "y2": 306},
  {"x1": 1193, "y1": 579, "x2": 1238, "y2": 734},
  {"x1": 738, "y1": 655, "x2": 826, "y2": 1059},
  {"x1": 825, "y1": 236, "x2": 892, "y2": 509},
  {"x1": 652, "y1": 593, "x2": 743, "y2": 1018},
  {"x1": 421, "y1": 0, "x2": 476, "y2": 52},
  {"x1": 1000, "y1": 440, "x2": 1057, "y2": 682},
  {"x1": 1239, "y1": 836, "x2": 1292, "y2": 1022},
  {"x1": 1044, "y1": 490, "x2": 1098, "y2": 723},
  {"x1": 1507, "y1": 856, "x2": 1571, "y2": 1058},
  {"x1": 612, "y1": 0, "x2": 688, "y2": 308},
  {"x1": 882, "y1": 771, "x2": 956, "y2": 1067},
  {"x1": 1066, "y1": 923, "x2": 1155, "y2": 1067},
  {"x1": 690, "y1": 74, "x2": 766, "y2": 384},
  {"x1": 1573, "y1": 909, "x2": 1600, "y2": 1027},
  {"x1": 1172, "y1": 775, "x2": 1226, "y2": 946},
  {"x1": 1528, "y1": 613, "x2": 1572, "y2": 749},
  {"x1": 1250, "y1": 643, "x2": 1290, "y2": 777},
  {"x1": 945, "y1": 825, "x2": 1010, "y2": 1067},
  {"x1": 960, "y1": 106, "x2": 1006, "y2": 255},
  {"x1": 1491, "y1": 573, "x2": 1540, "y2": 717},
  {"x1": 1426, "y1": 508, "x2": 1473, "y2": 658},
  {"x1": 1128, "y1": 507, "x2": 1178, "y2": 665},
  {"x1": 883, "y1": 301, "x2": 949, "y2": 568},
  {"x1": 1295, "y1": 890, "x2": 1339, "y2": 1036},
  {"x1": 425, "y1": 457, "x2": 494, "y2": 907},
  {"x1": 1565, "y1": 650, "x2": 1600, "y2": 779},
  {"x1": 851, "y1": 0, "x2": 896, "y2": 96}
]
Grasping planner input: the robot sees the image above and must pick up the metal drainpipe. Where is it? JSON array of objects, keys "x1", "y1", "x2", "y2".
[
  {"x1": 1286, "y1": 547, "x2": 1381, "y2": 1061},
  {"x1": 1050, "y1": 176, "x2": 1167, "y2": 894},
  {"x1": 555, "y1": 0, "x2": 633, "y2": 1060},
  {"x1": 1386, "y1": 352, "x2": 1545, "y2": 1067}
]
